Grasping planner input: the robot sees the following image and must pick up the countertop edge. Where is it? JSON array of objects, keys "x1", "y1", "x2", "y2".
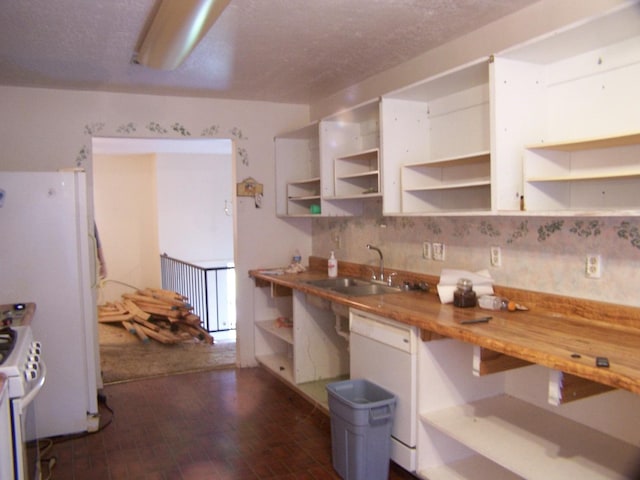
[{"x1": 249, "y1": 267, "x2": 640, "y2": 396}]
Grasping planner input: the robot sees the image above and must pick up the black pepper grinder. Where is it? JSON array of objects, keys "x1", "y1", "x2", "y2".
[{"x1": 453, "y1": 278, "x2": 477, "y2": 308}]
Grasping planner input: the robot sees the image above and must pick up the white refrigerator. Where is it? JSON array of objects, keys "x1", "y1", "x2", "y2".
[{"x1": 0, "y1": 171, "x2": 100, "y2": 439}]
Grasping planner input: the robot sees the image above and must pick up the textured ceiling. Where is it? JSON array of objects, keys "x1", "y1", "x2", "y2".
[{"x1": 0, "y1": 0, "x2": 539, "y2": 104}]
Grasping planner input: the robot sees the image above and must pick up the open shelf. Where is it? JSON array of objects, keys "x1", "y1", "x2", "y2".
[
  {"x1": 523, "y1": 133, "x2": 640, "y2": 213},
  {"x1": 320, "y1": 99, "x2": 380, "y2": 205},
  {"x1": 497, "y1": 3, "x2": 640, "y2": 215},
  {"x1": 422, "y1": 394, "x2": 640, "y2": 480},
  {"x1": 405, "y1": 150, "x2": 491, "y2": 169},
  {"x1": 381, "y1": 58, "x2": 495, "y2": 214},
  {"x1": 419, "y1": 455, "x2": 522, "y2": 480},
  {"x1": 297, "y1": 375, "x2": 349, "y2": 412},
  {"x1": 255, "y1": 319, "x2": 293, "y2": 344},
  {"x1": 334, "y1": 148, "x2": 380, "y2": 197},
  {"x1": 287, "y1": 177, "x2": 320, "y2": 198},
  {"x1": 526, "y1": 131, "x2": 640, "y2": 152},
  {"x1": 400, "y1": 151, "x2": 490, "y2": 213},
  {"x1": 256, "y1": 353, "x2": 294, "y2": 384},
  {"x1": 275, "y1": 122, "x2": 321, "y2": 217},
  {"x1": 402, "y1": 184, "x2": 491, "y2": 214},
  {"x1": 285, "y1": 176, "x2": 321, "y2": 215},
  {"x1": 404, "y1": 179, "x2": 490, "y2": 192}
]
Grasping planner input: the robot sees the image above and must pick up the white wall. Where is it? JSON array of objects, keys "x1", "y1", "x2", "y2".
[
  {"x1": 0, "y1": 85, "x2": 311, "y2": 367},
  {"x1": 93, "y1": 153, "x2": 161, "y2": 303},
  {"x1": 156, "y1": 151, "x2": 234, "y2": 263}
]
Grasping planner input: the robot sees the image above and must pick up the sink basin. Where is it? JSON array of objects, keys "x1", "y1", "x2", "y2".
[
  {"x1": 331, "y1": 284, "x2": 401, "y2": 296},
  {"x1": 306, "y1": 277, "x2": 370, "y2": 289},
  {"x1": 306, "y1": 277, "x2": 402, "y2": 296}
]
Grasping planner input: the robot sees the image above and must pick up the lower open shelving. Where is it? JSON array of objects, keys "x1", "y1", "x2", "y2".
[
  {"x1": 256, "y1": 353, "x2": 346, "y2": 412},
  {"x1": 421, "y1": 394, "x2": 640, "y2": 480},
  {"x1": 298, "y1": 375, "x2": 349, "y2": 412},
  {"x1": 419, "y1": 455, "x2": 521, "y2": 480},
  {"x1": 256, "y1": 353, "x2": 294, "y2": 384}
]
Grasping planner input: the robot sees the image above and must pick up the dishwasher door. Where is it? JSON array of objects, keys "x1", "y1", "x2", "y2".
[{"x1": 349, "y1": 309, "x2": 418, "y2": 472}]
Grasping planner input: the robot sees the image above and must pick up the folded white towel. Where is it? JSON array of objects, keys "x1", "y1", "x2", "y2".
[{"x1": 437, "y1": 269, "x2": 494, "y2": 304}]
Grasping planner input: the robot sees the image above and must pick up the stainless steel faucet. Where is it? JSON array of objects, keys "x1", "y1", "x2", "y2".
[{"x1": 366, "y1": 244, "x2": 384, "y2": 282}]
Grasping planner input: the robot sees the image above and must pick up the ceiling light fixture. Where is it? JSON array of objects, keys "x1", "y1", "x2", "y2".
[{"x1": 134, "y1": 0, "x2": 231, "y2": 70}]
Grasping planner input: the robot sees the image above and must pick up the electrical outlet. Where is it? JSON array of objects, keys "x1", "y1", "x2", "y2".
[
  {"x1": 422, "y1": 242, "x2": 432, "y2": 259},
  {"x1": 490, "y1": 246, "x2": 502, "y2": 267},
  {"x1": 332, "y1": 233, "x2": 341, "y2": 249},
  {"x1": 433, "y1": 243, "x2": 445, "y2": 261},
  {"x1": 585, "y1": 254, "x2": 602, "y2": 278}
]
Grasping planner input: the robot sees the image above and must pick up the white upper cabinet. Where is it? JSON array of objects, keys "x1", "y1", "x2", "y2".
[
  {"x1": 494, "y1": 2, "x2": 640, "y2": 215},
  {"x1": 275, "y1": 101, "x2": 381, "y2": 217},
  {"x1": 319, "y1": 99, "x2": 381, "y2": 215},
  {"x1": 381, "y1": 58, "x2": 505, "y2": 215},
  {"x1": 275, "y1": 122, "x2": 321, "y2": 217},
  {"x1": 276, "y1": 2, "x2": 640, "y2": 217}
]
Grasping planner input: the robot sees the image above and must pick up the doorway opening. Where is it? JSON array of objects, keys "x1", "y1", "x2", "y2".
[{"x1": 91, "y1": 137, "x2": 237, "y2": 383}]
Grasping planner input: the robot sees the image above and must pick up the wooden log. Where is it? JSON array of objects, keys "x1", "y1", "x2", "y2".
[
  {"x1": 99, "y1": 301, "x2": 129, "y2": 315},
  {"x1": 195, "y1": 326, "x2": 214, "y2": 344},
  {"x1": 175, "y1": 323, "x2": 212, "y2": 343},
  {"x1": 133, "y1": 325, "x2": 150, "y2": 344},
  {"x1": 139, "y1": 289, "x2": 191, "y2": 308},
  {"x1": 124, "y1": 293, "x2": 184, "y2": 309},
  {"x1": 123, "y1": 299, "x2": 151, "y2": 321},
  {"x1": 132, "y1": 317, "x2": 160, "y2": 332},
  {"x1": 133, "y1": 304, "x2": 182, "y2": 319},
  {"x1": 98, "y1": 313, "x2": 134, "y2": 323},
  {"x1": 121, "y1": 320, "x2": 137, "y2": 334},
  {"x1": 181, "y1": 313, "x2": 202, "y2": 326},
  {"x1": 136, "y1": 324, "x2": 180, "y2": 344}
]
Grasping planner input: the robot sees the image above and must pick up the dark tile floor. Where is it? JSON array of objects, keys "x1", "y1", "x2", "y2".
[{"x1": 44, "y1": 367, "x2": 418, "y2": 479}]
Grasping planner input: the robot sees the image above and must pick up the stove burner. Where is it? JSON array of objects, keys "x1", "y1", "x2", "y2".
[{"x1": 0, "y1": 326, "x2": 16, "y2": 365}]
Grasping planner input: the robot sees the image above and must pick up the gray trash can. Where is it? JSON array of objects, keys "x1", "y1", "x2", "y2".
[{"x1": 326, "y1": 379, "x2": 396, "y2": 480}]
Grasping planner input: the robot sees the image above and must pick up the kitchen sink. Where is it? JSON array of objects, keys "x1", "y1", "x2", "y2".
[
  {"x1": 306, "y1": 277, "x2": 402, "y2": 296},
  {"x1": 331, "y1": 284, "x2": 401, "y2": 296},
  {"x1": 306, "y1": 277, "x2": 369, "y2": 288}
]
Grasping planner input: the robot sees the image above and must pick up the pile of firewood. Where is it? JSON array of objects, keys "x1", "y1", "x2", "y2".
[{"x1": 98, "y1": 288, "x2": 213, "y2": 345}]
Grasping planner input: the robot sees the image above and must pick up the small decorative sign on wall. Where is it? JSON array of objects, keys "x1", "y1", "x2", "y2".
[{"x1": 236, "y1": 177, "x2": 263, "y2": 197}]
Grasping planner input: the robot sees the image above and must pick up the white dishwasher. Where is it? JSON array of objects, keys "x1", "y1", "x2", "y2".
[{"x1": 349, "y1": 309, "x2": 418, "y2": 472}]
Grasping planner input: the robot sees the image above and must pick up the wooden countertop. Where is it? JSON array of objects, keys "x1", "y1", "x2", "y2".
[{"x1": 250, "y1": 261, "x2": 640, "y2": 396}]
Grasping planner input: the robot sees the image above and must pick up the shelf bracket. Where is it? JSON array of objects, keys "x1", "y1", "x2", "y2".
[
  {"x1": 548, "y1": 370, "x2": 615, "y2": 406},
  {"x1": 271, "y1": 283, "x2": 292, "y2": 298},
  {"x1": 473, "y1": 346, "x2": 533, "y2": 376},
  {"x1": 253, "y1": 277, "x2": 271, "y2": 288},
  {"x1": 420, "y1": 329, "x2": 447, "y2": 342}
]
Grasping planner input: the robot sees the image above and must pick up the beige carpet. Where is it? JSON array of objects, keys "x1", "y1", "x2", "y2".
[{"x1": 98, "y1": 323, "x2": 236, "y2": 384}]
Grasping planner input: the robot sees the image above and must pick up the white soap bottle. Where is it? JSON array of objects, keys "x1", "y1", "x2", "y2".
[{"x1": 328, "y1": 251, "x2": 338, "y2": 278}]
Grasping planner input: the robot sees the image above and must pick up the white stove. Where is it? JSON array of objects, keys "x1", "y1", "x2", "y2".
[
  {"x1": 0, "y1": 323, "x2": 46, "y2": 480},
  {"x1": 0, "y1": 326, "x2": 43, "y2": 397}
]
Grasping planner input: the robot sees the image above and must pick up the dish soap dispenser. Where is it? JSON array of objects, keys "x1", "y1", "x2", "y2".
[{"x1": 328, "y1": 251, "x2": 338, "y2": 278}]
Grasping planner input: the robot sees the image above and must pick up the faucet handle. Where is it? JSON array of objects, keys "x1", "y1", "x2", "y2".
[
  {"x1": 366, "y1": 267, "x2": 377, "y2": 280},
  {"x1": 386, "y1": 272, "x2": 398, "y2": 286}
]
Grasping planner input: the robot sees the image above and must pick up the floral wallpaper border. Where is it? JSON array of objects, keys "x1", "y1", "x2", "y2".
[
  {"x1": 313, "y1": 199, "x2": 640, "y2": 252},
  {"x1": 77, "y1": 120, "x2": 249, "y2": 166}
]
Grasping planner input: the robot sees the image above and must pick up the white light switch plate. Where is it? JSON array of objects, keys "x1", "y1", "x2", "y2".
[
  {"x1": 433, "y1": 243, "x2": 445, "y2": 261},
  {"x1": 422, "y1": 242, "x2": 431, "y2": 259}
]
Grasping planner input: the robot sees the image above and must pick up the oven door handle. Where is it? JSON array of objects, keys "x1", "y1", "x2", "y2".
[{"x1": 17, "y1": 360, "x2": 46, "y2": 415}]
